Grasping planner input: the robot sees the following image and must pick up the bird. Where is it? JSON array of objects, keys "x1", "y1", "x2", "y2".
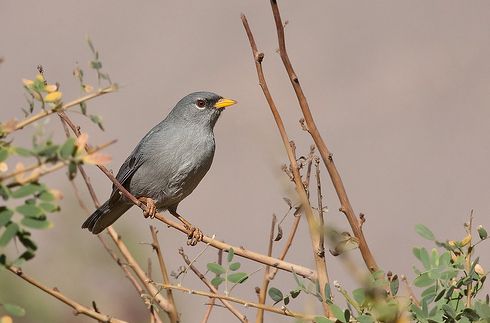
[{"x1": 82, "y1": 91, "x2": 236, "y2": 245}]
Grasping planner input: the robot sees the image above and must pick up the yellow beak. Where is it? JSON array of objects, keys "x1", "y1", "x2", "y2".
[{"x1": 214, "y1": 98, "x2": 237, "y2": 109}]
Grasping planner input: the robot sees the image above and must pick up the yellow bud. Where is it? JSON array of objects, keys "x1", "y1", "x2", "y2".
[
  {"x1": 44, "y1": 84, "x2": 58, "y2": 93},
  {"x1": 448, "y1": 240, "x2": 456, "y2": 247},
  {"x1": 49, "y1": 189, "x2": 64, "y2": 200},
  {"x1": 44, "y1": 91, "x2": 62, "y2": 103},
  {"x1": 22, "y1": 78, "x2": 34, "y2": 87},
  {"x1": 0, "y1": 162, "x2": 8, "y2": 173},
  {"x1": 1, "y1": 315, "x2": 13, "y2": 323},
  {"x1": 83, "y1": 84, "x2": 94, "y2": 93},
  {"x1": 474, "y1": 264, "x2": 485, "y2": 276},
  {"x1": 461, "y1": 235, "x2": 471, "y2": 247},
  {"x1": 35, "y1": 73, "x2": 45, "y2": 82}
]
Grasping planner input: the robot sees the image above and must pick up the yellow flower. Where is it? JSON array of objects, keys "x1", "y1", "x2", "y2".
[
  {"x1": 22, "y1": 78, "x2": 34, "y2": 87},
  {"x1": 44, "y1": 91, "x2": 62, "y2": 103},
  {"x1": 0, "y1": 162, "x2": 8, "y2": 173},
  {"x1": 44, "y1": 84, "x2": 58, "y2": 93},
  {"x1": 460, "y1": 235, "x2": 471, "y2": 247}
]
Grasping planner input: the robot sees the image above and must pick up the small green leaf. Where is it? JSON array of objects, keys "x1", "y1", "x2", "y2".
[
  {"x1": 314, "y1": 316, "x2": 335, "y2": 323},
  {"x1": 211, "y1": 276, "x2": 224, "y2": 288},
  {"x1": 352, "y1": 288, "x2": 366, "y2": 305},
  {"x1": 91, "y1": 60, "x2": 102, "y2": 70},
  {"x1": 461, "y1": 308, "x2": 480, "y2": 321},
  {"x1": 13, "y1": 146, "x2": 32, "y2": 157},
  {"x1": 68, "y1": 161, "x2": 77, "y2": 180},
  {"x1": 290, "y1": 289, "x2": 301, "y2": 299},
  {"x1": 39, "y1": 202, "x2": 59, "y2": 213},
  {"x1": 21, "y1": 217, "x2": 52, "y2": 229},
  {"x1": 89, "y1": 114, "x2": 104, "y2": 131},
  {"x1": 0, "y1": 147, "x2": 8, "y2": 162},
  {"x1": 39, "y1": 191, "x2": 55, "y2": 201},
  {"x1": 357, "y1": 315, "x2": 374, "y2": 323},
  {"x1": 324, "y1": 283, "x2": 331, "y2": 301},
  {"x1": 475, "y1": 301, "x2": 490, "y2": 319},
  {"x1": 229, "y1": 262, "x2": 240, "y2": 271},
  {"x1": 0, "y1": 223, "x2": 19, "y2": 246},
  {"x1": 389, "y1": 275, "x2": 399, "y2": 296},
  {"x1": 19, "y1": 249, "x2": 35, "y2": 262},
  {"x1": 16, "y1": 204, "x2": 43, "y2": 217},
  {"x1": 80, "y1": 101, "x2": 87, "y2": 115},
  {"x1": 59, "y1": 137, "x2": 76, "y2": 159},
  {"x1": 227, "y1": 247, "x2": 234, "y2": 263},
  {"x1": 207, "y1": 263, "x2": 225, "y2": 275},
  {"x1": 3, "y1": 303, "x2": 26, "y2": 317},
  {"x1": 0, "y1": 207, "x2": 14, "y2": 227},
  {"x1": 327, "y1": 302, "x2": 346, "y2": 323},
  {"x1": 268, "y1": 287, "x2": 283, "y2": 302},
  {"x1": 227, "y1": 272, "x2": 248, "y2": 284},
  {"x1": 11, "y1": 183, "x2": 42, "y2": 198},
  {"x1": 415, "y1": 224, "x2": 435, "y2": 240},
  {"x1": 478, "y1": 225, "x2": 488, "y2": 240},
  {"x1": 18, "y1": 234, "x2": 37, "y2": 251},
  {"x1": 414, "y1": 272, "x2": 434, "y2": 287}
]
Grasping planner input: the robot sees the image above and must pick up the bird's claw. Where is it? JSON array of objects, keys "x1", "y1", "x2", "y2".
[
  {"x1": 186, "y1": 226, "x2": 203, "y2": 246},
  {"x1": 138, "y1": 197, "x2": 156, "y2": 218}
]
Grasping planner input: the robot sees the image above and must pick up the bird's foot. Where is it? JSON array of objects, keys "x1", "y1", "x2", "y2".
[
  {"x1": 138, "y1": 197, "x2": 156, "y2": 218},
  {"x1": 185, "y1": 225, "x2": 203, "y2": 246}
]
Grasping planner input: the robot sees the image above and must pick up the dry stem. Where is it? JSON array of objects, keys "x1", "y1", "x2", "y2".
[{"x1": 268, "y1": 0, "x2": 378, "y2": 271}]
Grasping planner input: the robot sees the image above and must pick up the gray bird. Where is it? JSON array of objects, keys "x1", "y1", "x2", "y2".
[{"x1": 82, "y1": 91, "x2": 236, "y2": 244}]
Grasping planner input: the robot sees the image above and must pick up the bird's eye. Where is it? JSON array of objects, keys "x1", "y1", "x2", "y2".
[{"x1": 196, "y1": 99, "x2": 206, "y2": 109}]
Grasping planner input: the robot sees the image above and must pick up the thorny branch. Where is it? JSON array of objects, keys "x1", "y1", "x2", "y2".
[{"x1": 268, "y1": 0, "x2": 378, "y2": 271}]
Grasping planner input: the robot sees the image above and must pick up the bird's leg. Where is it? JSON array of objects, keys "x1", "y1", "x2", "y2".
[
  {"x1": 169, "y1": 209, "x2": 203, "y2": 246},
  {"x1": 138, "y1": 197, "x2": 157, "y2": 218}
]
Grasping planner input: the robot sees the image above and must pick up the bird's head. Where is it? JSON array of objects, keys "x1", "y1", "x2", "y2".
[{"x1": 169, "y1": 91, "x2": 237, "y2": 129}]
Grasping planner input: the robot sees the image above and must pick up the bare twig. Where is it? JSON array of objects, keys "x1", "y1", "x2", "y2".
[
  {"x1": 7, "y1": 266, "x2": 127, "y2": 323},
  {"x1": 150, "y1": 225, "x2": 179, "y2": 323},
  {"x1": 256, "y1": 214, "x2": 276, "y2": 322},
  {"x1": 200, "y1": 298, "x2": 216, "y2": 323},
  {"x1": 179, "y1": 249, "x2": 248, "y2": 322},
  {"x1": 315, "y1": 157, "x2": 325, "y2": 257},
  {"x1": 268, "y1": 0, "x2": 378, "y2": 271},
  {"x1": 241, "y1": 14, "x2": 330, "y2": 316}
]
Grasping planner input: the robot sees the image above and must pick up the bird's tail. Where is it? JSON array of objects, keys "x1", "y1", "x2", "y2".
[{"x1": 82, "y1": 199, "x2": 132, "y2": 234}]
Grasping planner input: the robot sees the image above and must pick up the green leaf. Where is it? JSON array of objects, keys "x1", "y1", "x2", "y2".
[
  {"x1": 227, "y1": 272, "x2": 248, "y2": 284},
  {"x1": 434, "y1": 288, "x2": 446, "y2": 302},
  {"x1": 0, "y1": 147, "x2": 8, "y2": 162},
  {"x1": 327, "y1": 302, "x2": 346, "y2": 323},
  {"x1": 91, "y1": 60, "x2": 102, "y2": 70},
  {"x1": 314, "y1": 316, "x2": 335, "y2": 323},
  {"x1": 18, "y1": 233, "x2": 37, "y2": 251},
  {"x1": 0, "y1": 223, "x2": 19, "y2": 246},
  {"x1": 19, "y1": 249, "x2": 35, "y2": 262},
  {"x1": 324, "y1": 283, "x2": 332, "y2": 301},
  {"x1": 59, "y1": 137, "x2": 76, "y2": 159},
  {"x1": 419, "y1": 248, "x2": 430, "y2": 270},
  {"x1": 357, "y1": 315, "x2": 374, "y2": 323},
  {"x1": 415, "y1": 224, "x2": 435, "y2": 240},
  {"x1": 207, "y1": 262, "x2": 225, "y2": 275},
  {"x1": 227, "y1": 247, "x2": 234, "y2": 263},
  {"x1": 414, "y1": 272, "x2": 434, "y2": 287},
  {"x1": 39, "y1": 190, "x2": 55, "y2": 201},
  {"x1": 478, "y1": 225, "x2": 488, "y2": 240},
  {"x1": 283, "y1": 296, "x2": 289, "y2": 305},
  {"x1": 475, "y1": 301, "x2": 490, "y2": 319},
  {"x1": 442, "y1": 304, "x2": 456, "y2": 318},
  {"x1": 13, "y1": 146, "x2": 32, "y2": 157},
  {"x1": 68, "y1": 161, "x2": 77, "y2": 180},
  {"x1": 268, "y1": 287, "x2": 283, "y2": 302},
  {"x1": 290, "y1": 289, "x2": 301, "y2": 299},
  {"x1": 352, "y1": 288, "x2": 366, "y2": 305},
  {"x1": 461, "y1": 308, "x2": 480, "y2": 321},
  {"x1": 39, "y1": 202, "x2": 59, "y2": 213},
  {"x1": 80, "y1": 101, "x2": 87, "y2": 115},
  {"x1": 211, "y1": 276, "x2": 224, "y2": 288},
  {"x1": 0, "y1": 207, "x2": 14, "y2": 227},
  {"x1": 390, "y1": 275, "x2": 399, "y2": 296},
  {"x1": 11, "y1": 183, "x2": 42, "y2": 198},
  {"x1": 16, "y1": 204, "x2": 43, "y2": 217},
  {"x1": 229, "y1": 262, "x2": 240, "y2": 271},
  {"x1": 3, "y1": 303, "x2": 26, "y2": 317},
  {"x1": 89, "y1": 114, "x2": 104, "y2": 131},
  {"x1": 21, "y1": 217, "x2": 52, "y2": 229}
]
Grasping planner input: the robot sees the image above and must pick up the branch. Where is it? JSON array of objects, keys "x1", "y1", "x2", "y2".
[
  {"x1": 269, "y1": 0, "x2": 378, "y2": 271},
  {"x1": 6, "y1": 84, "x2": 117, "y2": 135},
  {"x1": 256, "y1": 215, "x2": 276, "y2": 322},
  {"x1": 155, "y1": 283, "x2": 315, "y2": 321},
  {"x1": 179, "y1": 249, "x2": 248, "y2": 322},
  {"x1": 150, "y1": 226, "x2": 179, "y2": 323},
  {"x1": 241, "y1": 13, "x2": 330, "y2": 316},
  {"x1": 7, "y1": 266, "x2": 127, "y2": 323}
]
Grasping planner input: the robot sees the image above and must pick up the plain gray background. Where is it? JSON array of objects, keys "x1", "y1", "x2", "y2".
[{"x1": 1, "y1": 1, "x2": 490, "y2": 322}]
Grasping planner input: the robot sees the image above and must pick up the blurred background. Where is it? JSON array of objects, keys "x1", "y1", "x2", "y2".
[{"x1": 1, "y1": 1, "x2": 490, "y2": 322}]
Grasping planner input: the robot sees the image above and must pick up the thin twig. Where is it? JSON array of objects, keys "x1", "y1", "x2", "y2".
[
  {"x1": 315, "y1": 157, "x2": 325, "y2": 257},
  {"x1": 241, "y1": 13, "x2": 330, "y2": 316},
  {"x1": 150, "y1": 225, "x2": 179, "y2": 323},
  {"x1": 156, "y1": 282, "x2": 314, "y2": 321},
  {"x1": 256, "y1": 214, "x2": 276, "y2": 323},
  {"x1": 6, "y1": 84, "x2": 117, "y2": 134},
  {"x1": 200, "y1": 298, "x2": 216, "y2": 323},
  {"x1": 268, "y1": 0, "x2": 378, "y2": 271},
  {"x1": 7, "y1": 266, "x2": 127, "y2": 323}
]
